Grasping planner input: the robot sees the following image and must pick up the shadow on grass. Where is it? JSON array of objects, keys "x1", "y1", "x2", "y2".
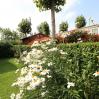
[{"x1": 0, "y1": 58, "x2": 18, "y2": 74}]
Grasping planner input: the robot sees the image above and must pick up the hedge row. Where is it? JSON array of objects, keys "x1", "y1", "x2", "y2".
[
  {"x1": 0, "y1": 42, "x2": 29, "y2": 58},
  {"x1": 43, "y1": 42, "x2": 99, "y2": 99}
]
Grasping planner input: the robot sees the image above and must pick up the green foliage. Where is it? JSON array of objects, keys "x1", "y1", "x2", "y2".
[
  {"x1": 0, "y1": 42, "x2": 29, "y2": 58},
  {"x1": 75, "y1": 15, "x2": 86, "y2": 28},
  {"x1": 33, "y1": 0, "x2": 65, "y2": 12},
  {"x1": 65, "y1": 31, "x2": 99, "y2": 43},
  {"x1": 18, "y1": 18, "x2": 32, "y2": 36},
  {"x1": 57, "y1": 43, "x2": 99, "y2": 99},
  {"x1": 0, "y1": 42, "x2": 14, "y2": 58},
  {"x1": 37, "y1": 21, "x2": 50, "y2": 35},
  {"x1": 66, "y1": 30, "x2": 83, "y2": 43},
  {"x1": 12, "y1": 45, "x2": 30, "y2": 58},
  {"x1": 0, "y1": 28, "x2": 19, "y2": 42},
  {"x1": 29, "y1": 42, "x2": 99, "y2": 99},
  {"x1": 59, "y1": 21, "x2": 68, "y2": 32}
]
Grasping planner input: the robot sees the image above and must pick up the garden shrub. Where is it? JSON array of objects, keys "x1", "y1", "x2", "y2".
[
  {"x1": 88, "y1": 34, "x2": 99, "y2": 42},
  {"x1": 42, "y1": 42, "x2": 99, "y2": 99},
  {"x1": 65, "y1": 30, "x2": 99, "y2": 43},
  {"x1": 80, "y1": 31, "x2": 89, "y2": 42},
  {"x1": 0, "y1": 42, "x2": 29, "y2": 58},
  {"x1": 11, "y1": 42, "x2": 99, "y2": 99},
  {"x1": 66, "y1": 30, "x2": 83, "y2": 43},
  {"x1": 56, "y1": 43, "x2": 99, "y2": 99},
  {"x1": 12, "y1": 45, "x2": 30, "y2": 58},
  {"x1": 0, "y1": 42, "x2": 14, "y2": 58},
  {"x1": 81, "y1": 33, "x2": 99, "y2": 42},
  {"x1": 9, "y1": 40, "x2": 22, "y2": 45}
]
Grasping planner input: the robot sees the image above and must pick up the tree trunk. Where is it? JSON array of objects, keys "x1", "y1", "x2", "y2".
[{"x1": 51, "y1": 6, "x2": 56, "y2": 40}]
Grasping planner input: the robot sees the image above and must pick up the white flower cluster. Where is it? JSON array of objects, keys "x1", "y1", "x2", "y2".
[
  {"x1": 11, "y1": 42, "x2": 52, "y2": 99},
  {"x1": 12, "y1": 64, "x2": 50, "y2": 90},
  {"x1": 11, "y1": 41, "x2": 78, "y2": 99},
  {"x1": 10, "y1": 90, "x2": 23, "y2": 99},
  {"x1": 22, "y1": 48, "x2": 44, "y2": 65},
  {"x1": 60, "y1": 50, "x2": 67, "y2": 55},
  {"x1": 67, "y1": 82, "x2": 75, "y2": 89},
  {"x1": 48, "y1": 48, "x2": 58, "y2": 52}
]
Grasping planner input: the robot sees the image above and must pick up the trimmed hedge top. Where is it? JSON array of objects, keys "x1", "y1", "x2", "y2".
[{"x1": 0, "y1": 42, "x2": 29, "y2": 58}]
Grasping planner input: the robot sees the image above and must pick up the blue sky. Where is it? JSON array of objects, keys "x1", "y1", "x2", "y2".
[
  {"x1": 75, "y1": 0, "x2": 99, "y2": 25},
  {"x1": 0, "y1": 0, "x2": 99, "y2": 33}
]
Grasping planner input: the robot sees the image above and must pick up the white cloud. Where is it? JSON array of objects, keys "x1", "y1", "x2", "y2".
[{"x1": 0, "y1": 0, "x2": 80, "y2": 33}]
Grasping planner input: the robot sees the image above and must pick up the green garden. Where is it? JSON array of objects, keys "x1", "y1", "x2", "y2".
[
  {"x1": 0, "y1": 0, "x2": 99, "y2": 99},
  {"x1": 1, "y1": 42, "x2": 99, "y2": 99}
]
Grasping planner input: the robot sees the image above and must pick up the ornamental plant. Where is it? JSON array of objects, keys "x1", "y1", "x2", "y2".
[
  {"x1": 75, "y1": 15, "x2": 86, "y2": 28},
  {"x1": 59, "y1": 21, "x2": 68, "y2": 32},
  {"x1": 37, "y1": 21, "x2": 50, "y2": 35},
  {"x1": 11, "y1": 42, "x2": 99, "y2": 99},
  {"x1": 66, "y1": 30, "x2": 83, "y2": 43}
]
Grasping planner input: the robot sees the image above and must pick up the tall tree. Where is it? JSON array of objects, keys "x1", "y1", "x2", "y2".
[
  {"x1": 37, "y1": 21, "x2": 50, "y2": 35},
  {"x1": 59, "y1": 21, "x2": 68, "y2": 32},
  {"x1": 18, "y1": 18, "x2": 32, "y2": 37},
  {"x1": 75, "y1": 15, "x2": 86, "y2": 28},
  {"x1": 33, "y1": 0, "x2": 65, "y2": 39}
]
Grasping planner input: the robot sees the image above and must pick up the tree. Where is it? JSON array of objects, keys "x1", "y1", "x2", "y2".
[
  {"x1": 18, "y1": 18, "x2": 32, "y2": 36},
  {"x1": 1, "y1": 28, "x2": 14, "y2": 41},
  {"x1": 75, "y1": 15, "x2": 86, "y2": 28},
  {"x1": 59, "y1": 21, "x2": 68, "y2": 32},
  {"x1": 37, "y1": 21, "x2": 50, "y2": 35},
  {"x1": 33, "y1": 0, "x2": 65, "y2": 39},
  {"x1": 0, "y1": 28, "x2": 19, "y2": 41}
]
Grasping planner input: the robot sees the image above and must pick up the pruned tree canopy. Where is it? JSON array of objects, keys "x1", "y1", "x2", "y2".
[
  {"x1": 75, "y1": 15, "x2": 86, "y2": 28},
  {"x1": 59, "y1": 21, "x2": 68, "y2": 32},
  {"x1": 33, "y1": 0, "x2": 65, "y2": 12},
  {"x1": 18, "y1": 18, "x2": 32, "y2": 35},
  {"x1": 37, "y1": 21, "x2": 50, "y2": 35}
]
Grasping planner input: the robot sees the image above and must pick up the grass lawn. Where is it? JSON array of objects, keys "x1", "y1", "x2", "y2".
[{"x1": 0, "y1": 58, "x2": 23, "y2": 99}]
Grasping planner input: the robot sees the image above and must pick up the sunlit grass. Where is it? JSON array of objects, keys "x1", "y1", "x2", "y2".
[{"x1": 0, "y1": 58, "x2": 23, "y2": 99}]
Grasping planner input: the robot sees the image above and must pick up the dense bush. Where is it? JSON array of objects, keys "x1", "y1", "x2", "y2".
[
  {"x1": 20, "y1": 42, "x2": 99, "y2": 99},
  {"x1": 9, "y1": 40, "x2": 22, "y2": 45},
  {"x1": 53, "y1": 43, "x2": 99, "y2": 99},
  {"x1": 65, "y1": 30, "x2": 83, "y2": 43},
  {"x1": 35, "y1": 42, "x2": 99, "y2": 99},
  {"x1": 65, "y1": 30, "x2": 99, "y2": 43},
  {"x1": 0, "y1": 42, "x2": 14, "y2": 58},
  {"x1": 12, "y1": 45, "x2": 30, "y2": 58},
  {"x1": 81, "y1": 33, "x2": 99, "y2": 42},
  {"x1": 0, "y1": 42, "x2": 29, "y2": 58}
]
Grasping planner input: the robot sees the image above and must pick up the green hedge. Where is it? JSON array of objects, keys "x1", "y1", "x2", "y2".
[
  {"x1": 24, "y1": 42, "x2": 99, "y2": 99},
  {"x1": 12, "y1": 45, "x2": 30, "y2": 58},
  {"x1": 0, "y1": 42, "x2": 29, "y2": 58},
  {"x1": 0, "y1": 42, "x2": 14, "y2": 58},
  {"x1": 43, "y1": 43, "x2": 99, "y2": 99}
]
